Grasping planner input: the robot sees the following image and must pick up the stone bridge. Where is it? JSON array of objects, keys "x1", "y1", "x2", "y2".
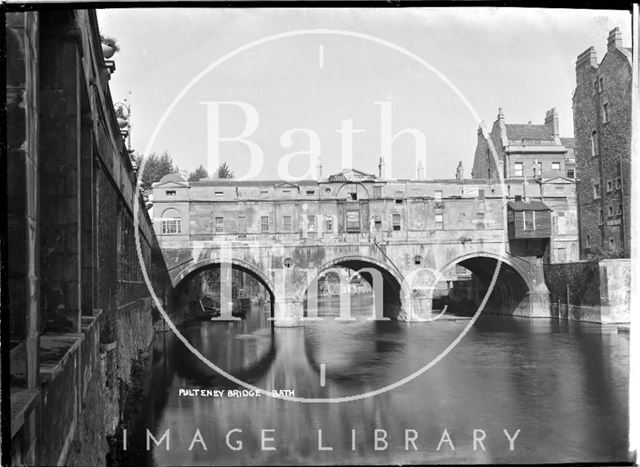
[
  {"x1": 152, "y1": 171, "x2": 575, "y2": 326},
  {"x1": 161, "y1": 231, "x2": 550, "y2": 326}
]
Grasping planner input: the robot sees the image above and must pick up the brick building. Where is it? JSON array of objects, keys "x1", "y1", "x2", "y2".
[
  {"x1": 572, "y1": 27, "x2": 632, "y2": 258},
  {"x1": 471, "y1": 107, "x2": 576, "y2": 181}
]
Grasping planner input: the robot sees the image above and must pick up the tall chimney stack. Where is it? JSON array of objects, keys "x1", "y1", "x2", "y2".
[
  {"x1": 544, "y1": 108, "x2": 560, "y2": 144},
  {"x1": 607, "y1": 27, "x2": 622, "y2": 51},
  {"x1": 576, "y1": 46, "x2": 598, "y2": 69}
]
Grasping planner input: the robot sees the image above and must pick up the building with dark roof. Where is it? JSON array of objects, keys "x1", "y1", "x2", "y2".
[
  {"x1": 573, "y1": 27, "x2": 632, "y2": 259},
  {"x1": 471, "y1": 108, "x2": 576, "y2": 181}
]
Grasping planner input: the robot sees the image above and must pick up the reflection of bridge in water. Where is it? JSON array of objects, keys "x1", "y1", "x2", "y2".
[{"x1": 152, "y1": 169, "x2": 579, "y2": 325}]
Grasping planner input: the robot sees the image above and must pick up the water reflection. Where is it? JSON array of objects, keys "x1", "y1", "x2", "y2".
[{"x1": 131, "y1": 295, "x2": 630, "y2": 465}]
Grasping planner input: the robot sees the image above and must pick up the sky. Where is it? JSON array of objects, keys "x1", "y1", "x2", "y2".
[{"x1": 97, "y1": 7, "x2": 632, "y2": 181}]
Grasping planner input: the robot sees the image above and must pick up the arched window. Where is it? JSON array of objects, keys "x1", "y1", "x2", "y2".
[{"x1": 161, "y1": 208, "x2": 182, "y2": 234}]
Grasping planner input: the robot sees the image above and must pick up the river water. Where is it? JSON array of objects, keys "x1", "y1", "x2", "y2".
[{"x1": 129, "y1": 295, "x2": 630, "y2": 465}]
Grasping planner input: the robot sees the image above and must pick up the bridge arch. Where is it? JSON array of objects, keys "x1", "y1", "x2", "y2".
[
  {"x1": 173, "y1": 257, "x2": 276, "y2": 304},
  {"x1": 301, "y1": 255, "x2": 405, "y2": 319},
  {"x1": 437, "y1": 251, "x2": 534, "y2": 316}
]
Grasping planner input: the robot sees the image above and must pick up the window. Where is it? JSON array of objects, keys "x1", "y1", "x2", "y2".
[
  {"x1": 567, "y1": 169, "x2": 575, "y2": 178},
  {"x1": 283, "y1": 258, "x2": 293, "y2": 269},
  {"x1": 349, "y1": 192, "x2": 358, "y2": 201},
  {"x1": 395, "y1": 199, "x2": 403, "y2": 204},
  {"x1": 282, "y1": 189, "x2": 291, "y2": 193},
  {"x1": 609, "y1": 238, "x2": 615, "y2": 248},
  {"x1": 616, "y1": 178, "x2": 621, "y2": 189},
  {"x1": 598, "y1": 77, "x2": 604, "y2": 92},
  {"x1": 523, "y1": 211, "x2": 536, "y2": 230},
  {"x1": 591, "y1": 131, "x2": 599, "y2": 156},
  {"x1": 283, "y1": 215, "x2": 292, "y2": 232},
  {"x1": 476, "y1": 212, "x2": 485, "y2": 229},
  {"x1": 306, "y1": 190, "x2": 315, "y2": 195},
  {"x1": 325, "y1": 217, "x2": 333, "y2": 233},
  {"x1": 617, "y1": 204, "x2": 622, "y2": 215},
  {"x1": 373, "y1": 186, "x2": 382, "y2": 198},
  {"x1": 593, "y1": 183, "x2": 600, "y2": 199},
  {"x1": 237, "y1": 216, "x2": 246, "y2": 235},
  {"x1": 260, "y1": 190, "x2": 269, "y2": 195},
  {"x1": 599, "y1": 209, "x2": 603, "y2": 223},
  {"x1": 307, "y1": 215, "x2": 316, "y2": 232},
  {"x1": 478, "y1": 189, "x2": 485, "y2": 201},
  {"x1": 586, "y1": 234, "x2": 591, "y2": 248},
  {"x1": 261, "y1": 216, "x2": 269, "y2": 232},
  {"x1": 162, "y1": 219, "x2": 181, "y2": 234},
  {"x1": 552, "y1": 162, "x2": 561, "y2": 171},
  {"x1": 215, "y1": 217, "x2": 224, "y2": 233},
  {"x1": 435, "y1": 190, "x2": 443, "y2": 201},
  {"x1": 607, "y1": 181, "x2": 612, "y2": 192},
  {"x1": 214, "y1": 191, "x2": 223, "y2": 196},
  {"x1": 514, "y1": 162, "x2": 523, "y2": 177},
  {"x1": 533, "y1": 161, "x2": 542, "y2": 176},
  {"x1": 165, "y1": 190, "x2": 176, "y2": 196},
  {"x1": 435, "y1": 213, "x2": 444, "y2": 229},
  {"x1": 608, "y1": 206, "x2": 613, "y2": 217},
  {"x1": 602, "y1": 102, "x2": 609, "y2": 123},
  {"x1": 374, "y1": 217, "x2": 382, "y2": 230},
  {"x1": 392, "y1": 214, "x2": 401, "y2": 231},
  {"x1": 414, "y1": 255, "x2": 422, "y2": 265}
]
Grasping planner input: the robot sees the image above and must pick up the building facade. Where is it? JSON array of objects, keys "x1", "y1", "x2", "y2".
[
  {"x1": 151, "y1": 168, "x2": 579, "y2": 265},
  {"x1": 573, "y1": 27, "x2": 632, "y2": 259},
  {"x1": 472, "y1": 107, "x2": 576, "y2": 181}
]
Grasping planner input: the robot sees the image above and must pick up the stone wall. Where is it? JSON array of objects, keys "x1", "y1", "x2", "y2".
[
  {"x1": 544, "y1": 259, "x2": 630, "y2": 323},
  {"x1": 6, "y1": 9, "x2": 174, "y2": 466}
]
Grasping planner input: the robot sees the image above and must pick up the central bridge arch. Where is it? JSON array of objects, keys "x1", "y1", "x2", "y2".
[{"x1": 301, "y1": 255, "x2": 405, "y2": 319}]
